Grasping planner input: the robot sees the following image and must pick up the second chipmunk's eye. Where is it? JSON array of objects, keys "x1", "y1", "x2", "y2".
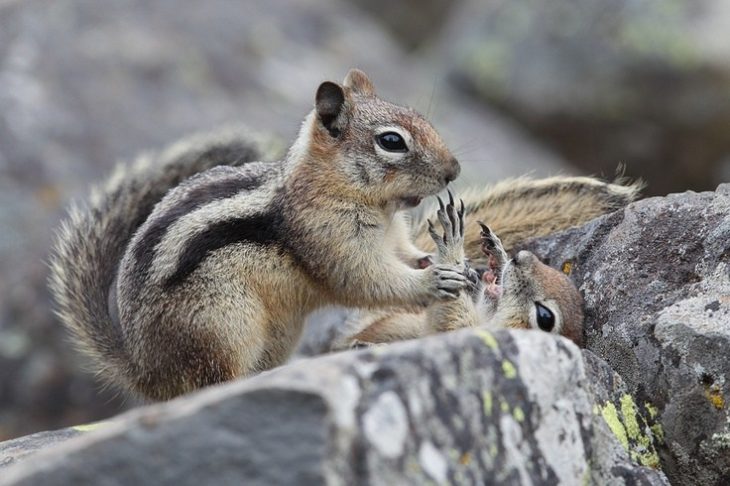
[
  {"x1": 376, "y1": 132, "x2": 408, "y2": 153},
  {"x1": 535, "y1": 302, "x2": 555, "y2": 332}
]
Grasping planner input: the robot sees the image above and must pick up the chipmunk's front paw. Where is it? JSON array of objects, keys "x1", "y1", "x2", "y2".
[
  {"x1": 478, "y1": 221, "x2": 509, "y2": 282},
  {"x1": 428, "y1": 190, "x2": 465, "y2": 265},
  {"x1": 431, "y1": 263, "x2": 467, "y2": 300}
]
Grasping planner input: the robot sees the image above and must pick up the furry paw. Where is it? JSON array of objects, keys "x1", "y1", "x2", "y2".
[
  {"x1": 430, "y1": 263, "x2": 467, "y2": 300},
  {"x1": 478, "y1": 221, "x2": 509, "y2": 283},
  {"x1": 428, "y1": 190, "x2": 466, "y2": 266}
]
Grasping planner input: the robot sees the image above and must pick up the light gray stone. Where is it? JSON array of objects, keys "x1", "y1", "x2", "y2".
[{"x1": 0, "y1": 329, "x2": 666, "y2": 485}]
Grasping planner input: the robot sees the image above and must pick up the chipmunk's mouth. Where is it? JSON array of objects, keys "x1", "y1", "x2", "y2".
[{"x1": 400, "y1": 196, "x2": 422, "y2": 207}]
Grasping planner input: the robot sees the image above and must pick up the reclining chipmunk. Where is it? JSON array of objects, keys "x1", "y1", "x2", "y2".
[{"x1": 341, "y1": 191, "x2": 589, "y2": 347}]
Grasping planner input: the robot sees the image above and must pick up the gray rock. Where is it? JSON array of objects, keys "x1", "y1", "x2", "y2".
[
  {"x1": 0, "y1": 428, "x2": 83, "y2": 469},
  {"x1": 440, "y1": 0, "x2": 730, "y2": 195},
  {"x1": 0, "y1": 329, "x2": 667, "y2": 485},
  {"x1": 0, "y1": 0, "x2": 571, "y2": 439},
  {"x1": 520, "y1": 185, "x2": 730, "y2": 484}
]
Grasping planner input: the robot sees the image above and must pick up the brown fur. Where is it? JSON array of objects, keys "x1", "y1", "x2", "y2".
[
  {"x1": 343, "y1": 176, "x2": 641, "y2": 348},
  {"x1": 51, "y1": 69, "x2": 468, "y2": 400}
]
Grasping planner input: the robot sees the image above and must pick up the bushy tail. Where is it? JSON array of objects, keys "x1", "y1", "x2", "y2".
[
  {"x1": 414, "y1": 175, "x2": 643, "y2": 262},
  {"x1": 49, "y1": 128, "x2": 279, "y2": 389}
]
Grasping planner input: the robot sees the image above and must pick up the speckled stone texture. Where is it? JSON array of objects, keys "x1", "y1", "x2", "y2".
[
  {"x1": 520, "y1": 184, "x2": 730, "y2": 485},
  {"x1": 0, "y1": 329, "x2": 667, "y2": 485}
]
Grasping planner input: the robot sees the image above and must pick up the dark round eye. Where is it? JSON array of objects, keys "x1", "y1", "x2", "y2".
[
  {"x1": 535, "y1": 303, "x2": 555, "y2": 332},
  {"x1": 376, "y1": 132, "x2": 408, "y2": 153}
]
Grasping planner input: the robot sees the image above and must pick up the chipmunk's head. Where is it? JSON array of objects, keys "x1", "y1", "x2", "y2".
[
  {"x1": 305, "y1": 68, "x2": 459, "y2": 207},
  {"x1": 496, "y1": 251, "x2": 584, "y2": 346}
]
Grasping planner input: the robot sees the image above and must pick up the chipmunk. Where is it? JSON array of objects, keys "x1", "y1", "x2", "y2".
[
  {"x1": 50, "y1": 69, "x2": 468, "y2": 400},
  {"x1": 338, "y1": 177, "x2": 642, "y2": 348},
  {"x1": 344, "y1": 192, "x2": 585, "y2": 347}
]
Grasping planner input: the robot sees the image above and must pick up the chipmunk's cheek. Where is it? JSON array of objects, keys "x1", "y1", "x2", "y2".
[{"x1": 400, "y1": 196, "x2": 422, "y2": 207}]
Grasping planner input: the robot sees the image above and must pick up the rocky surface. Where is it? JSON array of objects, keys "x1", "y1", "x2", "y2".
[
  {"x1": 440, "y1": 0, "x2": 730, "y2": 195},
  {"x1": 519, "y1": 184, "x2": 730, "y2": 484},
  {"x1": 0, "y1": 329, "x2": 668, "y2": 485},
  {"x1": 0, "y1": 0, "x2": 569, "y2": 440}
]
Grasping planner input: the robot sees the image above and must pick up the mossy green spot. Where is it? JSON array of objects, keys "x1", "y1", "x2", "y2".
[
  {"x1": 513, "y1": 406, "x2": 525, "y2": 423},
  {"x1": 502, "y1": 360, "x2": 517, "y2": 379},
  {"x1": 620, "y1": 394, "x2": 641, "y2": 441},
  {"x1": 500, "y1": 398, "x2": 510, "y2": 414},
  {"x1": 650, "y1": 423, "x2": 665, "y2": 444},
  {"x1": 644, "y1": 402, "x2": 659, "y2": 420},
  {"x1": 482, "y1": 391, "x2": 493, "y2": 416},
  {"x1": 600, "y1": 402, "x2": 629, "y2": 451},
  {"x1": 475, "y1": 329, "x2": 499, "y2": 350}
]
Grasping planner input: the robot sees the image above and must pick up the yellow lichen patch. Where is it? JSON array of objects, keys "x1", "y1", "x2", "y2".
[
  {"x1": 513, "y1": 406, "x2": 525, "y2": 423},
  {"x1": 704, "y1": 385, "x2": 725, "y2": 410},
  {"x1": 650, "y1": 424, "x2": 665, "y2": 444},
  {"x1": 500, "y1": 398, "x2": 510, "y2": 414},
  {"x1": 475, "y1": 329, "x2": 499, "y2": 350},
  {"x1": 600, "y1": 402, "x2": 629, "y2": 451},
  {"x1": 502, "y1": 360, "x2": 517, "y2": 379},
  {"x1": 459, "y1": 452, "x2": 472, "y2": 466},
  {"x1": 561, "y1": 261, "x2": 573, "y2": 276},
  {"x1": 482, "y1": 391, "x2": 493, "y2": 416},
  {"x1": 620, "y1": 395, "x2": 661, "y2": 467},
  {"x1": 620, "y1": 394, "x2": 641, "y2": 441},
  {"x1": 644, "y1": 402, "x2": 659, "y2": 420},
  {"x1": 72, "y1": 421, "x2": 110, "y2": 432}
]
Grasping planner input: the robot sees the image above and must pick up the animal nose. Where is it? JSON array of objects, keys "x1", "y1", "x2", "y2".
[{"x1": 443, "y1": 157, "x2": 460, "y2": 184}]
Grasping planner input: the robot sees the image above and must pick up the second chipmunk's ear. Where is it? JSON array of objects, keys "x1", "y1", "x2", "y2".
[
  {"x1": 343, "y1": 68, "x2": 375, "y2": 96},
  {"x1": 315, "y1": 81, "x2": 346, "y2": 138}
]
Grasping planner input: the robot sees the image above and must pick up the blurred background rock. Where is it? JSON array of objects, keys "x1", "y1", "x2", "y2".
[{"x1": 0, "y1": 0, "x2": 727, "y2": 440}]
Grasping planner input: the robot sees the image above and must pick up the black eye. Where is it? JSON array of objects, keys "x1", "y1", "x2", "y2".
[
  {"x1": 376, "y1": 132, "x2": 408, "y2": 153},
  {"x1": 535, "y1": 303, "x2": 555, "y2": 332}
]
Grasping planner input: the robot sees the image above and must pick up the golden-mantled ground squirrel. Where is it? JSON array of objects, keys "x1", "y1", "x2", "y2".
[
  {"x1": 340, "y1": 178, "x2": 642, "y2": 348},
  {"x1": 50, "y1": 69, "x2": 468, "y2": 400}
]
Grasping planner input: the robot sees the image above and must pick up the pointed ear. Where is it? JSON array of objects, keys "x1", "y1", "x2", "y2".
[
  {"x1": 315, "y1": 81, "x2": 346, "y2": 137},
  {"x1": 343, "y1": 68, "x2": 375, "y2": 96}
]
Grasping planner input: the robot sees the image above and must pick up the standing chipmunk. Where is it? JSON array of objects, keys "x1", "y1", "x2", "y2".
[
  {"x1": 50, "y1": 69, "x2": 468, "y2": 400},
  {"x1": 339, "y1": 177, "x2": 642, "y2": 348}
]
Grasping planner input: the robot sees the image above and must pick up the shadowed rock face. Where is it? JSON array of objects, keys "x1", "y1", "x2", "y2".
[
  {"x1": 0, "y1": 329, "x2": 668, "y2": 485},
  {"x1": 519, "y1": 184, "x2": 730, "y2": 484}
]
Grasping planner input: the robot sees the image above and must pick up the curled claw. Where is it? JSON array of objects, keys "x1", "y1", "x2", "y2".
[
  {"x1": 448, "y1": 190, "x2": 455, "y2": 208},
  {"x1": 477, "y1": 220, "x2": 509, "y2": 274},
  {"x1": 478, "y1": 221, "x2": 495, "y2": 249},
  {"x1": 428, "y1": 218, "x2": 440, "y2": 242},
  {"x1": 478, "y1": 221, "x2": 490, "y2": 237},
  {"x1": 437, "y1": 196, "x2": 445, "y2": 212},
  {"x1": 436, "y1": 204, "x2": 453, "y2": 245},
  {"x1": 459, "y1": 199, "x2": 465, "y2": 237}
]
